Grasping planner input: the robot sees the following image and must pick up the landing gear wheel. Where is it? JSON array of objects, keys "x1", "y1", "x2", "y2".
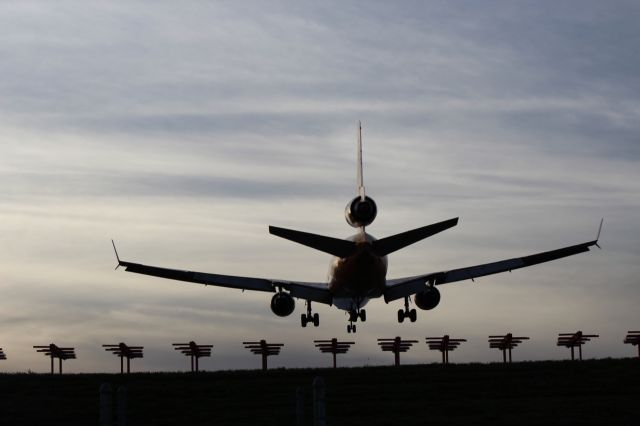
[
  {"x1": 352, "y1": 324, "x2": 356, "y2": 333},
  {"x1": 347, "y1": 324, "x2": 352, "y2": 333},
  {"x1": 409, "y1": 309, "x2": 417, "y2": 323},
  {"x1": 360, "y1": 309, "x2": 367, "y2": 322},
  {"x1": 398, "y1": 296, "x2": 417, "y2": 324},
  {"x1": 301, "y1": 300, "x2": 319, "y2": 328}
]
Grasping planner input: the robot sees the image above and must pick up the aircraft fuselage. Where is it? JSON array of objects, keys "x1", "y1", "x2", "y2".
[{"x1": 328, "y1": 230, "x2": 388, "y2": 311}]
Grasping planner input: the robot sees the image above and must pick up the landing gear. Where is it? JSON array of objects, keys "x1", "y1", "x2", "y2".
[
  {"x1": 347, "y1": 302, "x2": 366, "y2": 333},
  {"x1": 300, "y1": 300, "x2": 319, "y2": 328},
  {"x1": 397, "y1": 296, "x2": 417, "y2": 323},
  {"x1": 349, "y1": 309, "x2": 366, "y2": 322}
]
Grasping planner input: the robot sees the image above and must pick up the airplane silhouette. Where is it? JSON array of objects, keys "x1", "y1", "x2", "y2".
[{"x1": 113, "y1": 123, "x2": 602, "y2": 333}]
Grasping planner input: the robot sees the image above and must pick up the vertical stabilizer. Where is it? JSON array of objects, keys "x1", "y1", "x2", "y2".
[
  {"x1": 357, "y1": 121, "x2": 365, "y2": 200},
  {"x1": 345, "y1": 121, "x2": 377, "y2": 228}
]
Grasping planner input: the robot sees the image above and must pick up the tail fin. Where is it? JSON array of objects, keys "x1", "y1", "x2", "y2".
[{"x1": 357, "y1": 121, "x2": 365, "y2": 200}]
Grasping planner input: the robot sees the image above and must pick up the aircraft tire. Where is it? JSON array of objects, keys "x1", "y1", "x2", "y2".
[
  {"x1": 409, "y1": 309, "x2": 417, "y2": 323},
  {"x1": 360, "y1": 309, "x2": 367, "y2": 322},
  {"x1": 301, "y1": 314, "x2": 308, "y2": 327},
  {"x1": 397, "y1": 309, "x2": 405, "y2": 323},
  {"x1": 313, "y1": 313, "x2": 320, "y2": 327}
]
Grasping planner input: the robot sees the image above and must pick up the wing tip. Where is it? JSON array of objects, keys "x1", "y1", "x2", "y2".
[
  {"x1": 595, "y1": 218, "x2": 604, "y2": 248},
  {"x1": 111, "y1": 239, "x2": 122, "y2": 269}
]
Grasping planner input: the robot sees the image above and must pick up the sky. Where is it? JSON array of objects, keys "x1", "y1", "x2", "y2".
[{"x1": 0, "y1": 1, "x2": 639, "y2": 373}]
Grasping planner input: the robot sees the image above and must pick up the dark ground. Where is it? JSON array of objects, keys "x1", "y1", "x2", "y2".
[{"x1": 1, "y1": 358, "x2": 638, "y2": 425}]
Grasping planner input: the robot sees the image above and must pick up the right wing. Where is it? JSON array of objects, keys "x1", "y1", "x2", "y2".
[
  {"x1": 384, "y1": 237, "x2": 600, "y2": 303},
  {"x1": 112, "y1": 241, "x2": 333, "y2": 305}
]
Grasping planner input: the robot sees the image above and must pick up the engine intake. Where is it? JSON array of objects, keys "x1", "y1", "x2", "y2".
[
  {"x1": 345, "y1": 196, "x2": 377, "y2": 228},
  {"x1": 270, "y1": 292, "x2": 295, "y2": 317},
  {"x1": 414, "y1": 286, "x2": 441, "y2": 310}
]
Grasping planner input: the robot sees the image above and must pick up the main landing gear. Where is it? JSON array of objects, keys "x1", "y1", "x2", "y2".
[
  {"x1": 301, "y1": 300, "x2": 319, "y2": 328},
  {"x1": 397, "y1": 296, "x2": 417, "y2": 323},
  {"x1": 347, "y1": 306, "x2": 366, "y2": 333}
]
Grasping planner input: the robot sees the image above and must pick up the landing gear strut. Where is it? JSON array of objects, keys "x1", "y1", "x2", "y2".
[
  {"x1": 397, "y1": 296, "x2": 417, "y2": 323},
  {"x1": 347, "y1": 301, "x2": 366, "y2": 333},
  {"x1": 301, "y1": 300, "x2": 319, "y2": 328}
]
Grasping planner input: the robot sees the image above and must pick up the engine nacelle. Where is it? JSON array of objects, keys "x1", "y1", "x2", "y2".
[
  {"x1": 270, "y1": 292, "x2": 295, "y2": 317},
  {"x1": 345, "y1": 196, "x2": 378, "y2": 228},
  {"x1": 414, "y1": 286, "x2": 441, "y2": 310}
]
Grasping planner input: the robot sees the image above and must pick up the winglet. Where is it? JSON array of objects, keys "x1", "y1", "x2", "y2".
[
  {"x1": 111, "y1": 239, "x2": 122, "y2": 269},
  {"x1": 595, "y1": 218, "x2": 604, "y2": 249}
]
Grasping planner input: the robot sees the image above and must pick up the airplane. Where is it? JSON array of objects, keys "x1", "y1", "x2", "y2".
[{"x1": 112, "y1": 123, "x2": 603, "y2": 333}]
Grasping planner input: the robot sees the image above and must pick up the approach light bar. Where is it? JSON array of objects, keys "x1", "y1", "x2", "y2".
[
  {"x1": 102, "y1": 342, "x2": 144, "y2": 374},
  {"x1": 33, "y1": 343, "x2": 76, "y2": 374},
  {"x1": 314, "y1": 338, "x2": 355, "y2": 368},
  {"x1": 377, "y1": 337, "x2": 418, "y2": 366},
  {"x1": 172, "y1": 341, "x2": 214, "y2": 372},
  {"x1": 624, "y1": 331, "x2": 640, "y2": 358},
  {"x1": 425, "y1": 335, "x2": 467, "y2": 364},
  {"x1": 488, "y1": 333, "x2": 529, "y2": 364},
  {"x1": 557, "y1": 331, "x2": 599, "y2": 361},
  {"x1": 243, "y1": 340, "x2": 285, "y2": 371}
]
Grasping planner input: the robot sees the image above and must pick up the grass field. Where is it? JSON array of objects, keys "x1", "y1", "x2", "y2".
[{"x1": 1, "y1": 358, "x2": 638, "y2": 425}]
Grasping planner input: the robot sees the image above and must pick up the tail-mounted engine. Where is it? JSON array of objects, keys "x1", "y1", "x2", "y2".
[
  {"x1": 270, "y1": 292, "x2": 295, "y2": 317},
  {"x1": 414, "y1": 286, "x2": 441, "y2": 310},
  {"x1": 345, "y1": 196, "x2": 377, "y2": 228}
]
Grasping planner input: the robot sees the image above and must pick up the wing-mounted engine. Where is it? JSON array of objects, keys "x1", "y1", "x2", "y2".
[
  {"x1": 270, "y1": 292, "x2": 295, "y2": 317},
  {"x1": 414, "y1": 286, "x2": 441, "y2": 310},
  {"x1": 345, "y1": 196, "x2": 377, "y2": 228}
]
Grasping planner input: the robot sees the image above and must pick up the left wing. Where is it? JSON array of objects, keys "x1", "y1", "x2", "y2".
[
  {"x1": 384, "y1": 235, "x2": 600, "y2": 303},
  {"x1": 112, "y1": 241, "x2": 333, "y2": 305}
]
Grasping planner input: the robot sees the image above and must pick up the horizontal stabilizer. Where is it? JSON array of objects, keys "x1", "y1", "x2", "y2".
[
  {"x1": 269, "y1": 226, "x2": 357, "y2": 258},
  {"x1": 371, "y1": 217, "x2": 459, "y2": 257}
]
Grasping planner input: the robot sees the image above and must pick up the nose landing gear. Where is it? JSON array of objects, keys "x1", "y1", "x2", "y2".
[
  {"x1": 397, "y1": 296, "x2": 417, "y2": 323},
  {"x1": 301, "y1": 300, "x2": 319, "y2": 328}
]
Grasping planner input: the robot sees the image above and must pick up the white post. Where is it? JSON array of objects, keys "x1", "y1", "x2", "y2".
[
  {"x1": 296, "y1": 386, "x2": 304, "y2": 426},
  {"x1": 313, "y1": 376, "x2": 326, "y2": 426},
  {"x1": 99, "y1": 383, "x2": 112, "y2": 426},
  {"x1": 117, "y1": 386, "x2": 127, "y2": 426}
]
